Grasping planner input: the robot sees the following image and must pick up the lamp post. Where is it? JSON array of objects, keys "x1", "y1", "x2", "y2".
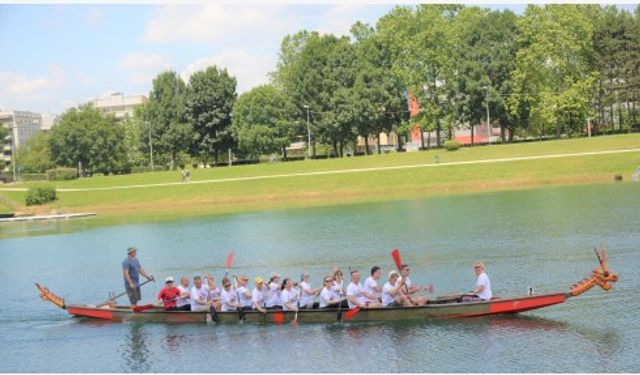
[
  {"x1": 483, "y1": 85, "x2": 491, "y2": 144},
  {"x1": 303, "y1": 105, "x2": 311, "y2": 158}
]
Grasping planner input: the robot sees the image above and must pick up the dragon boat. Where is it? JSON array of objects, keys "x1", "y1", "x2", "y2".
[{"x1": 35, "y1": 247, "x2": 618, "y2": 324}]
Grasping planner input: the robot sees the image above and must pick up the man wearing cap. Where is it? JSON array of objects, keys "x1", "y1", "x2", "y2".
[
  {"x1": 122, "y1": 247, "x2": 154, "y2": 306},
  {"x1": 157, "y1": 277, "x2": 181, "y2": 310},
  {"x1": 252, "y1": 277, "x2": 267, "y2": 313}
]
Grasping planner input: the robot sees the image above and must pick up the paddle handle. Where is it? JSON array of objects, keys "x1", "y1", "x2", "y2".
[{"x1": 107, "y1": 278, "x2": 153, "y2": 303}]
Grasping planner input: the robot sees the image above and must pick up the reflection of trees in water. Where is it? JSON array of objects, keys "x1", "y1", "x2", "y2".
[{"x1": 121, "y1": 323, "x2": 150, "y2": 373}]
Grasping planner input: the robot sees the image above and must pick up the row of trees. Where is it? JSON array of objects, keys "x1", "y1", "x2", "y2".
[{"x1": 13, "y1": 4, "x2": 640, "y2": 175}]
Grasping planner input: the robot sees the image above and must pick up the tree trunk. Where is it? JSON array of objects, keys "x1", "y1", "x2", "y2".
[
  {"x1": 171, "y1": 152, "x2": 176, "y2": 170},
  {"x1": 420, "y1": 127, "x2": 425, "y2": 150},
  {"x1": 339, "y1": 142, "x2": 343, "y2": 158},
  {"x1": 377, "y1": 135, "x2": 381, "y2": 155},
  {"x1": 555, "y1": 118, "x2": 562, "y2": 139},
  {"x1": 500, "y1": 123, "x2": 506, "y2": 143},
  {"x1": 436, "y1": 116, "x2": 441, "y2": 147},
  {"x1": 282, "y1": 145, "x2": 287, "y2": 161},
  {"x1": 364, "y1": 136, "x2": 370, "y2": 155},
  {"x1": 567, "y1": 112, "x2": 572, "y2": 138},
  {"x1": 332, "y1": 141, "x2": 338, "y2": 158},
  {"x1": 427, "y1": 132, "x2": 431, "y2": 149},
  {"x1": 508, "y1": 126, "x2": 514, "y2": 142},
  {"x1": 471, "y1": 124, "x2": 475, "y2": 146},
  {"x1": 312, "y1": 141, "x2": 316, "y2": 159}
]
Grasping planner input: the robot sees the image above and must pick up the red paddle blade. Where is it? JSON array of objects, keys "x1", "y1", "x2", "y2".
[
  {"x1": 133, "y1": 304, "x2": 154, "y2": 313},
  {"x1": 225, "y1": 252, "x2": 235, "y2": 269},
  {"x1": 273, "y1": 311, "x2": 284, "y2": 324},
  {"x1": 344, "y1": 307, "x2": 361, "y2": 321},
  {"x1": 391, "y1": 248, "x2": 402, "y2": 270}
]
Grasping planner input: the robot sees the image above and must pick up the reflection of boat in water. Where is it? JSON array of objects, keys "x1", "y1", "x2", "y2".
[{"x1": 35, "y1": 248, "x2": 618, "y2": 324}]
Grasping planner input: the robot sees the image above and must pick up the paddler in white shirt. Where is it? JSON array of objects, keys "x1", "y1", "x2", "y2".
[
  {"x1": 346, "y1": 269, "x2": 382, "y2": 309},
  {"x1": 280, "y1": 278, "x2": 299, "y2": 311},
  {"x1": 266, "y1": 272, "x2": 282, "y2": 310},
  {"x1": 397, "y1": 264, "x2": 428, "y2": 306},
  {"x1": 235, "y1": 275, "x2": 253, "y2": 310},
  {"x1": 319, "y1": 275, "x2": 343, "y2": 308},
  {"x1": 205, "y1": 274, "x2": 221, "y2": 312},
  {"x1": 252, "y1": 276, "x2": 267, "y2": 313},
  {"x1": 298, "y1": 273, "x2": 322, "y2": 309},
  {"x1": 175, "y1": 276, "x2": 192, "y2": 311},
  {"x1": 190, "y1": 276, "x2": 211, "y2": 312},
  {"x1": 364, "y1": 266, "x2": 383, "y2": 303},
  {"x1": 382, "y1": 270, "x2": 413, "y2": 307},
  {"x1": 332, "y1": 269, "x2": 349, "y2": 308},
  {"x1": 220, "y1": 277, "x2": 243, "y2": 312}
]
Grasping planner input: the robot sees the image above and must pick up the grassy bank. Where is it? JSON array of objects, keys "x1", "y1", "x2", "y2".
[{"x1": 0, "y1": 134, "x2": 638, "y2": 229}]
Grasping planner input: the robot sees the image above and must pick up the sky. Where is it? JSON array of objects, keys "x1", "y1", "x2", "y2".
[{"x1": 0, "y1": 2, "x2": 637, "y2": 115}]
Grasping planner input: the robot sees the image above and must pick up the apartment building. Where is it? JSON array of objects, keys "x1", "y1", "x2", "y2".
[
  {"x1": 93, "y1": 92, "x2": 148, "y2": 120},
  {"x1": 1, "y1": 110, "x2": 43, "y2": 169}
]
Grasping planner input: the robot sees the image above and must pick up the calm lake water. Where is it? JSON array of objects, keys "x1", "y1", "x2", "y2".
[{"x1": 1, "y1": 183, "x2": 639, "y2": 372}]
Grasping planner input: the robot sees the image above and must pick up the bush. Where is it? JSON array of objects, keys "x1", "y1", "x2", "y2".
[
  {"x1": 46, "y1": 167, "x2": 78, "y2": 181},
  {"x1": 20, "y1": 173, "x2": 48, "y2": 182},
  {"x1": 131, "y1": 166, "x2": 154, "y2": 174},
  {"x1": 25, "y1": 185, "x2": 57, "y2": 206},
  {"x1": 444, "y1": 140, "x2": 461, "y2": 151}
]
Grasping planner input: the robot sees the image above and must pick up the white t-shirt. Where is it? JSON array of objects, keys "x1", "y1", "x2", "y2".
[
  {"x1": 319, "y1": 287, "x2": 334, "y2": 308},
  {"x1": 382, "y1": 281, "x2": 398, "y2": 307},
  {"x1": 221, "y1": 288, "x2": 239, "y2": 312},
  {"x1": 346, "y1": 282, "x2": 367, "y2": 308},
  {"x1": 237, "y1": 286, "x2": 252, "y2": 307},
  {"x1": 252, "y1": 287, "x2": 266, "y2": 308},
  {"x1": 364, "y1": 276, "x2": 380, "y2": 301},
  {"x1": 176, "y1": 284, "x2": 190, "y2": 308},
  {"x1": 266, "y1": 282, "x2": 281, "y2": 308},
  {"x1": 298, "y1": 281, "x2": 314, "y2": 306},
  {"x1": 475, "y1": 272, "x2": 492, "y2": 300},
  {"x1": 332, "y1": 280, "x2": 343, "y2": 299},
  {"x1": 190, "y1": 285, "x2": 210, "y2": 312},
  {"x1": 208, "y1": 286, "x2": 221, "y2": 301},
  {"x1": 280, "y1": 288, "x2": 298, "y2": 311}
]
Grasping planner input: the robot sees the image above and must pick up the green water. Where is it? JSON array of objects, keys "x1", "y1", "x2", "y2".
[{"x1": 0, "y1": 183, "x2": 638, "y2": 372}]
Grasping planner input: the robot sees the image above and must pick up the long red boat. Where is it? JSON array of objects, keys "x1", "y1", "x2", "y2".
[{"x1": 35, "y1": 248, "x2": 618, "y2": 324}]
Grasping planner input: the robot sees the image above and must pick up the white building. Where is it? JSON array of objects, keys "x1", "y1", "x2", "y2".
[
  {"x1": 40, "y1": 113, "x2": 60, "y2": 132},
  {"x1": 93, "y1": 92, "x2": 148, "y2": 120},
  {"x1": 1, "y1": 110, "x2": 43, "y2": 170}
]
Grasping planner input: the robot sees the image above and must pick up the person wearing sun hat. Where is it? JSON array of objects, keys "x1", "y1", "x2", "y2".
[
  {"x1": 251, "y1": 276, "x2": 267, "y2": 313},
  {"x1": 122, "y1": 246, "x2": 154, "y2": 306}
]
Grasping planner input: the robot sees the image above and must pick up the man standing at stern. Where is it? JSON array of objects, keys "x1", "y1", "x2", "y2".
[{"x1": 122, "y1": 246, "x2": 154, "y2": 306}]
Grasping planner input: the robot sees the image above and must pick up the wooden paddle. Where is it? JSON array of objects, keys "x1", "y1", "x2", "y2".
[
  {"x1": 102, "y1": 278, "x2": 153, "y2": 306},
  {"x1": 225, "y1": 252, "x2": 234, "y2": 277}
]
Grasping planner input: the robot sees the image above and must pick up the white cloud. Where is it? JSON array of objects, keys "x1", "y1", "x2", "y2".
[
  {"x1": 77, "y1": 72, "x2": 95, "y2": 86},
  {"x1": 181, "y1": 50, "x2": 277, "y2": 94},
  {"x1": 0, "y1": 66, "x2": 64, "y2": 98},
  {"x1": 142, "y1": 4, "x2": 296, "y2": 45},
  {"x1": 85, "y1": 7, "x2": 106, "y2": 28},
  {"x1": 0, "y1": 66, "x2": 67, "y2": 112},
  {"x1": 316, "y1": 4, "x2": 373, "y2": 37},
  {"x1": 118, "y1": 53, "x2": 174, "y2": 84}
]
